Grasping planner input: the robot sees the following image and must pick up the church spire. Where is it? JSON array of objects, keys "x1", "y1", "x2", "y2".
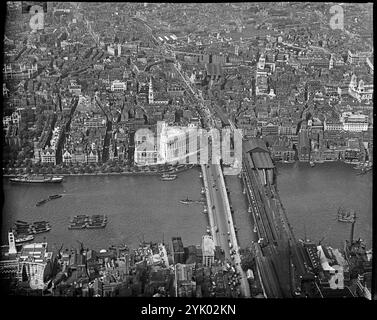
[{"x1": 148, "y1": 77, "x2": 154, "y2": 104}]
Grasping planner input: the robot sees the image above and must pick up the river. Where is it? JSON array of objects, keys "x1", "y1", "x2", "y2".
[
  {"x1": 225, "y1": 161, "x2": 372, "y2": 251},
  {"x1": 275, "y1": 162, "x2": 373, "y2": 250},
  {"x1": 2, "y1": 168, "x2": 208, "y2": 250},
  {"x1": 2, "y1": 162, "x2": 372, "y2": 252}
]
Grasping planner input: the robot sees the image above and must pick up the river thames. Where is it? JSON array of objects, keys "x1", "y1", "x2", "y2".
[
  {"x1": 2, "y1": 168, "x2": 208, "y2": 250},
  {"x1": 275, "y1": 162, "x2": 373, "y2": 250},
  {"x1": 2, "y1": 162, "x2": 372, "y2": 251}
]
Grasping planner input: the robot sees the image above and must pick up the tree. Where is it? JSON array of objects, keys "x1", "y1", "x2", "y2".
[{"x1": 240, "y1": 250, "x2": 255, "y2": 272}]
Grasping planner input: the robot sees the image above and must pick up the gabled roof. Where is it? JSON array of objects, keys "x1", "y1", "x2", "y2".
[
  {"x1": 243, "y1": 138, "x2": 269, "y2": 153},
  {"x1": 243, "y1": 138, "x2": 274, "y2": 169}
]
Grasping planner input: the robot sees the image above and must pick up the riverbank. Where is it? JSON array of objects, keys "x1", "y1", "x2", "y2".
[{"x1": 2, "y1": 164, "x2": 198, "y2": 178}]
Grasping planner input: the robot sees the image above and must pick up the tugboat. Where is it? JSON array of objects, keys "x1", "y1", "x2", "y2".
[
  {"x1": 49, "y1": 194, "x2": 62, "y2": 200},
  {"x1": 337, "y1": 207, "x2": 356, "y2": 223},
  {"x1": 180, "y1": 197, "x2": 191, "y2": 204},
  {"x1": 248, "y1": 206, "x2": 252, "y2": 213}
]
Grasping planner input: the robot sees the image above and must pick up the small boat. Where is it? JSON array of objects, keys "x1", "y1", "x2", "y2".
[
  {"x1": 15, "y1": 234, "x2": 35, "y2": 243},
  {"x1": 179, "y1": 197, "x2": 205, "y2": 205},
  {"x1": 48, "y1": 194, "x2": 62, "y2": 200},
  {"x1": 36, "y1": 199, "x2": 49, "y2": 206},
  {"x1": 70, "y1": 215, "x2": 89, "y2": 223},
  {"x1": 68, "y1": 223, "x2": 87, "y2": 230},
  {"x1": 337, "y1": 207, "x2": 356, "y2": 223},
  {"x1": 15, "y1": 220, "x2": 28, "y2": 225},
  {"x1": 309, "y1": 161, "x2": 315, "y2": 167},
  {"x1": 32, "y1": 226, "x2": 52, "y2": 234},
  {"x1": 86, "y1": 223, "x2": 106, "y2": 229},
  {"x1": 14, "y1": 225, "x2": 32, "y2": 231},
  {"x1": 33, "y1": 220, "x2": 49, "y2": 224},
  {"x1": 248, "y1": 206, "x2": 252, "y2": 213},
  {"x1": 203, "y1": 206, "x2": 208, "y2": 213},
  {"x1": 201, "y1": 187, "x2": 205, "y2": 194},
  {"x1": 161, "y1": 174, "x2": 177, "y2": 181},
  {"x1": 180, "y1": 197, "x2": 192, "y2": 204}
]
